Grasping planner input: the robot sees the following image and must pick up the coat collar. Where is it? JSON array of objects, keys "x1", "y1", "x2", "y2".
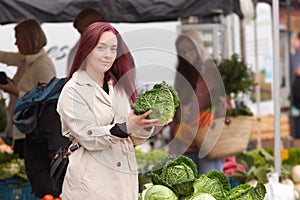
[{"x1": 72, "y1": 70, "x2": 113, "y2": 106}]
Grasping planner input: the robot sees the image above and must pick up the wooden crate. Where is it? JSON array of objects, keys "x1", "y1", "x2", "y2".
[{"x1": 250, "y1": 114, "x2": 290, "y2": 148}]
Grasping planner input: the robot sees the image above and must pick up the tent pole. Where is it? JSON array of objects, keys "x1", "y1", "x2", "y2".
[
  {"x1": 254, "y1": 15, "x2": 262, "y2": 148},
  {"x1": 272, "y1": 0, "x2": 282, "y2": 180}
]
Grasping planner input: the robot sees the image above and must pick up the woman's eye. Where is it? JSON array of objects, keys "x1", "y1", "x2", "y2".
[
  {"x1": 111, "y1": 48, "x2": 117, "y2": 52},
  {"x1": 98, "y1": 46, "x2": 105, "y2": 50}
]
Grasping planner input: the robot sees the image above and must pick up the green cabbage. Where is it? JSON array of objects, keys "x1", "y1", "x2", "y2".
[
  {"x1": 193, "y1": 174, "x2": 227, "y2": 200},
  {"x1": 189, "y1": 193, "x2": 216, "y2": 200},
  {"x1": 151, "y1": 155, "x2": 197, "y2": 197},
  {"x1": 132, "y1": 81, "x2": 179, "y2": 125},
  {"x1": 192, "y1": 170, "x2": 266, "y2": 200},
  {"x1": 144, "y1": 184, "x2": 178, "y2": 200}
]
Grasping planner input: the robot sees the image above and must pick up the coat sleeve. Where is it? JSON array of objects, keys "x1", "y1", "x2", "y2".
[
  {"x1": 57, "y1": 84, "x2": 121, "y2": 151},
  {"x1": 130, "y1": 128, "x2": 153, "y2": 145},
  {"x1": 0, "y1": 51, "x2": 25, "y2": 67}
]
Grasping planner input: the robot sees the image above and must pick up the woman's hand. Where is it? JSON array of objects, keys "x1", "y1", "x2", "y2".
[
  {"x1": 126, "y1": 109, "x2": 159, "y2": 133},
  {"x1": 0, "y1": 79, "x2": 19, "y2": 96}
]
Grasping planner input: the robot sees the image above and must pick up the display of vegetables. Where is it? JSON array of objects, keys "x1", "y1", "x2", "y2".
[
  {"x1": 139, "y1": 155, "x2": 266, "y2": 200},
  {"x1": 132, "y1": 81, "x2": 179, "y2": 126},
  {"x1": 0, "y1": 152, "x2": 28, "y2": 181}
]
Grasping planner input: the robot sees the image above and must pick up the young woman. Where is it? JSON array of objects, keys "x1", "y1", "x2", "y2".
[
  {"x1": 169, "y1": 29, "x2": 225, "y2": 175},
  {"x1": 57, "y1": 22, "x2": 159, "y2": 199}
]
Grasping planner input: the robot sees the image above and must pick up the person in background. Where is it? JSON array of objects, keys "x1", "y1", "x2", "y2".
[
  {"x1": 66, "y1": 8, "x2": 106, "y2": 74},
  {"x1": 57, "y1": 22, "x2": 159, "y2": 199},
  {"x1": 291, "y1": 32, "x2": 300, "y2": 138},
  {"x1": 0, "y1": 19, "x2": 56, "y2": 158},
  {"x1": 291, "y1": 32, "x2": 300, "y2": 84},
  {"x1": 169, "y1": 29, "x2": 224, "y2": 175}
]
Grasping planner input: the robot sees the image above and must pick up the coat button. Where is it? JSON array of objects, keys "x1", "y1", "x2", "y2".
[{"x1": 116, "y1": 162, "x2": 121, "y2": 167}]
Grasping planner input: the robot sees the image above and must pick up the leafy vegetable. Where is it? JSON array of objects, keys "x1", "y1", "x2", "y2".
[
  {"x1": 216, "y1": 54, "x2": 255, "y2": 96},
  {"x1": 132, "y1": 81, "x2": 179, "y2": 125},
  {"x1": 151, "y1": 155, "x2": 197, "y2": 197},
  {"x1": 193, "y1": 174, "x2": 227, "y2": 200},
  {"x1": 0, "y1": 153, "x2": 28, "y2": 181},
  {"x1": 136, "y1": 149, "x2": 169, "y2": 174},
  {"x1": 144, "y1": 184, "x2": 178, "y2": 200},
  {"x1": 251, "y1": 182, "x2": 267, "y2": 200},
  {"x1": 227, "y1": 184, "x2": 253, "y2": 199},
  {"x1": 231, "y1": 148, "x2": 274, "y2": 184},
  {"x1": 192, "y1": 170, "x2": 266, "y2": 200},
  {"x1": 227, "y1": 105, "x2": 253, "y2": 117},
  {"x1": 207, "y1": 170, "x2": 231, "y2": 192},
  {"x1": 188, "y1": 193, "x2": 216, "y2": 200}
]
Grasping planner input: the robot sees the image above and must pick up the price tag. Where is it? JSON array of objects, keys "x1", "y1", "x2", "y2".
[{"x1": 281, "y1": 149, "x2": 288, "y2": 161}]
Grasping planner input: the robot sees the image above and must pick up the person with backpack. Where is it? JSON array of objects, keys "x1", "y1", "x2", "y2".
[
  {"x1": 57, "y1": 22, "x2": 159, "y2": 200},
  {"x1": 0, "y1": 19, "x2": 68, "y2": 198},
  {"x1": 0, "y1": 19, "x2": 56, "y2": 158}
]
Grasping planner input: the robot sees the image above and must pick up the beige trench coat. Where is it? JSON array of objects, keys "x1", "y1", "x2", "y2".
[{"x1": 57, "y1": 70, "x2": 152, "y2": 200}]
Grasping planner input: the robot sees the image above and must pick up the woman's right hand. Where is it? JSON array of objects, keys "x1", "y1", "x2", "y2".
[
  {"x1": 0, "y1": 79, "x2": 19, "y2": 96},
  {"x1": 126, "y1": 109, "x2": 159, "y2": 133}
]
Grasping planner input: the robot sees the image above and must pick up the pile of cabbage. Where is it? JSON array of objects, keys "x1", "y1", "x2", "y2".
[
  {"x1": 139, "y1": 155, "x2": 266, "y2": 200},
  {"x1": 132, "y1": 81, "x2": 179, "y2": 126}
]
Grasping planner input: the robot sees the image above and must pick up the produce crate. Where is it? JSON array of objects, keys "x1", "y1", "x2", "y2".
[{"x1": 0, "y1": 178, "x2": 39, "y2": 200}]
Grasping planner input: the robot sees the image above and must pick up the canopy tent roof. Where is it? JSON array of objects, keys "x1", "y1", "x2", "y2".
[{"x1": 0, "y1": 0, "x2": 244, "y2": 24}]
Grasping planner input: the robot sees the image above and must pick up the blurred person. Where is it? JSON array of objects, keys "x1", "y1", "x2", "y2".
[
  {"x1": 169, "y1": 29, "x2": 225, "y2": 175},
  {"x1": 0, "y1": 19, "x2": 66, "y2": 198},
  {"x1": 291, "y1": 32, "x2": 300, "y2": 84},
  {"x1": 67, "y1": 8, "x2": 106, "y2": 74},
  {"x1": 291, "y1": 33, "x2": 300, "y2": 138},
  {"x1": 0, "y1": 19, "x2": 56, "y2": 158},
  {"x1": 57, "y1": 22, "x2": 159, "y2": 199}
]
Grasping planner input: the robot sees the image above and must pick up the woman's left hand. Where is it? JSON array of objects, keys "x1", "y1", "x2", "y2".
[{"x1": 126, "y1": 109, "x2": 159, "y2": 133}]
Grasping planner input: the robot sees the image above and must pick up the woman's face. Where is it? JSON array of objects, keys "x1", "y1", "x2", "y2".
[
  {"x1": 86, "y1": 31, "x2": 118, "y2": 81},
  {"x1": 15, "y1": 32, "x2": 29, "y2": 55},
  {"x1": 177, "y1": 38, "x2": 198, "y2": 65}
]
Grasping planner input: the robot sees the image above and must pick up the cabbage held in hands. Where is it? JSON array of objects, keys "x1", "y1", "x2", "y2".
[{"x1": 132, "y1": 81, "x2": 179, "y2": 126}]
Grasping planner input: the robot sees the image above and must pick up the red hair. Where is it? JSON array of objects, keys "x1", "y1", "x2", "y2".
[{"x1": 68, "y1": 22, "x2": 137, "y2": 102}]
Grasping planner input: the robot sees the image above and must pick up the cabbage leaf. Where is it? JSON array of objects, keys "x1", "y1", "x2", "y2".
[{"x1": 132, "y1": 81, "x2": 179, "y2": 125}]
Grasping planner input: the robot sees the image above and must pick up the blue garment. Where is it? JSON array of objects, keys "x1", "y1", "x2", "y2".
[
  {"x1": 183, "y1": 151, "x2": 224, "y2": 175},
  {"x1": 291, "y1": 52, "x2": 300, "y2": 83}
]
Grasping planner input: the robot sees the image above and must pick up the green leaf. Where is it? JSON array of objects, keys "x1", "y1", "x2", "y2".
[{"x1": 132, "y1": 81, "x2": 179, "y2": 126}]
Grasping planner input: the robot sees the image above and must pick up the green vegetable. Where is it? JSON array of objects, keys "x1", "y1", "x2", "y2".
[
  {"x1": 217, "y1": 54, "x2": 255, "y2": 96},
  {"x1": 207, "y1": 170, "x2": 231, "y2": 192},
  {"x1": 144, "y1": 184, "x2": 178, "y2": 200},
  {"x1": 228, "y1": 184, "x2": 253, "y2": 199},
  {"x1": 132, "y1": 81, "x2": 179, "y2": 125},
  {"x1": 193, "y1": 174, "x2": 227, "y2": 200},
  {"x1": 151, "y1": 155, "x2": 197, "y2": 197},
  {"x1": 189, "y1": 193, "x2": 216, "y2": 200},
  {"x1": 251, "y1": 182, "x2": 267, "y2": 200},
  {"x1": 0, "y1": 153, "x2": 28, "y2": 181},
  {"x1": 227, "y1": 181, "x2": 266, "y2": 200}
]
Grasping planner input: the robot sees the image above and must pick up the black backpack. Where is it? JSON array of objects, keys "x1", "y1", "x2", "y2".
[{"x1": 15, "y1": 77, "x2": 71, "y2": 198}]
